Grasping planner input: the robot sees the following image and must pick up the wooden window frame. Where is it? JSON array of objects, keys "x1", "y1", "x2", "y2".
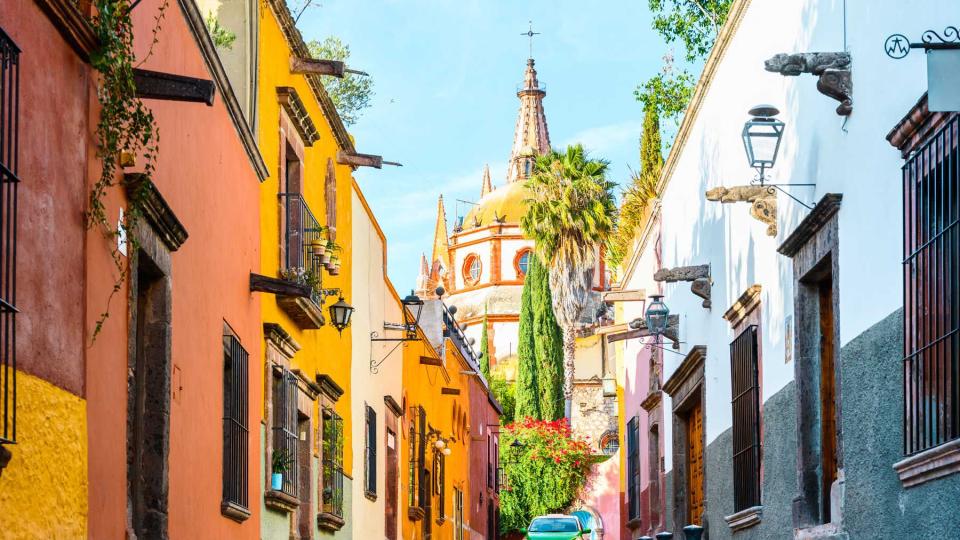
[
  {"x1": 364, "y1": 405, "x2": 377, "y2": 499},
  {"x1": 730, "y1": 325, "x2": 762, "y2": 512},
  {"x1": 626, "y1": 416, "x2": 641, "y2": 521},
  {"x1": 321, "y1": 407, "x2": 345, "y2": 518}
]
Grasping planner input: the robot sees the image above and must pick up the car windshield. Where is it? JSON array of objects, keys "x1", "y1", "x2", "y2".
[{"x1": 529, "y1": 518, "x2": 580, "y2": 532}]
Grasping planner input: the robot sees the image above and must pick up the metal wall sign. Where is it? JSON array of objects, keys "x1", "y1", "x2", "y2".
[{"x1": 884, "y1": 26, "x2": 960, "y2": 112}]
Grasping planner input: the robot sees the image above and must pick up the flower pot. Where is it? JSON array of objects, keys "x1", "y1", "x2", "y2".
[
  {"x1": 320, "y1": 252, "x2": 332, "y2": 265},
  {"x1": 329, "y1": 267, "x2": 339, "y2": 276},
  {"x1": 271, "y1": 472, "x2": 283, "y2": 491},
  {"x1": 312, "y1": 243, "x2": 325, "y2": 257}
]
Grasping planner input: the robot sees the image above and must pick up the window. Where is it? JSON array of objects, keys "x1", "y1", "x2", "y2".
[
  {"x1": 222, "y1": 334, "x2": 250, "y2": 515},
  {"x1": 408, "y1": 406, "x2": 427, "y2": 509},
  {"x1": 321, "y1": 407, "x2": 344, "y2": 517},
  {"x1": 730, "y1": 326, "x2": 761, "y2": 512},
  {"x1": 903, "y1": 113, "x2": 960, "y2": 456},
  {"x1": 453, "y1": 487, "x2": 464, "y2": 540},
  {"x1": 364, "y1": 405, "x2": 377, "y2": 497},
  {"x1": 626, "y1": 416, "x2": 640, "y2": 521},
  {"x1": 0, "y1": 27, "x2": 19, "y2": 448},
  {"x1": 515, "y1": 249, "x2": 532, "y2": 278},
  {"x1": 463, "y1": 254, "x2": 481, "y2": 286},
  {"x1": 272, "y1": 369, "x2": 299, "y2": 497}
]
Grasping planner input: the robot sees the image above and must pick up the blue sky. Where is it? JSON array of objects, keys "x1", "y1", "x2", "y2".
[{"x1": 298, "y1": 0, "x2": 671, "y2": 290}]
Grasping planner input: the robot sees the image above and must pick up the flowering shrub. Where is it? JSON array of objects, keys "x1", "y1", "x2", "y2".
[{"x1": 499, "y1": 417, "x2": 595, "y2": 533}]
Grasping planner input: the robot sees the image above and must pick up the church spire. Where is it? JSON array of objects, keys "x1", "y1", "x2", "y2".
[
  {"x1": 507, "y1": 58, "x2": 551, "y2": 183},
  {"x1": 481, "y1": 164, "x2": 493, "y2": 197},
  {"x1": 431, "y1": 195, "x2": 451, "y2": 280}
]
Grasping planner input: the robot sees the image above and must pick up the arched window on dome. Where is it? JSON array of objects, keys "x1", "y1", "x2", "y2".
[
  {"x1": 463, "y1": 254, "x2": 482, "y2": 286},
  {"x1": 524, "y1": 159, "x2": 532, "y2": 177},
  {"x1": 514, "y1": 249, "x2": 532, "y2": 279}
]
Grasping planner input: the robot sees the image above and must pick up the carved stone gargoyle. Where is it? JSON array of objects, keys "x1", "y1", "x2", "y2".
[
  {"x1": 654, "y1": 264, "x2": 712, "y2": 309},
  {"x1": 705, "y1": 186, "x2": 777, "y2": 236},
  {"x1": 764, "y1": 52, "x2": 852, "y2": 116}
]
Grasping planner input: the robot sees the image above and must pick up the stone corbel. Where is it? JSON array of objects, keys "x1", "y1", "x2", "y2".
[
  {"x1": 705, "y1": 186, "x2": 777, "y2": 236},
  {"x1": 764, "y1": 52, "x2": 852, "y2": 116},
  {"x1": 653, "y1": 264, "x2": 712, "y2": 309}
]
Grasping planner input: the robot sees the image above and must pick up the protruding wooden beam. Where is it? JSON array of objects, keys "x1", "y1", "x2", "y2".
[
  {"x1": 133, "y1": 68, "x2": 215, "y2": 106},
  {"x1": 337, "y1": 150, "x2": 383, "y2": 169},
  {"x1": 419, "y1": 356, "x2": 443, "y2": 367},
  {"x1": 603, "y1": 289, "x2": 646, "y2": 303},
  {"x1": 249, "y1": 273, "x2": 311, "y2": 298},
  {"x1": 290, "y1": 56, "x2": 345, "y2": 77}
]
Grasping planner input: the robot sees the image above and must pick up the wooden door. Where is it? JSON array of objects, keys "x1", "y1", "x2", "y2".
[
  {"x1": 686, "y1": 399, "x2": 705, "y2": 525},
  {"x1": 819, "y1": 277, "x2": 838, "y2": 522}
]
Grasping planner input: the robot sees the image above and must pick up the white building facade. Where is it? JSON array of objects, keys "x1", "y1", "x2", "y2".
[{"x1": 615, "y1": 0, "x2": 960, "y2": 538}]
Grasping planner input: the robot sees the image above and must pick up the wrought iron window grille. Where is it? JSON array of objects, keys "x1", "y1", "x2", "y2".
[
  {"x1": 222, "y1": 334, "x2": 250, "y2": 512},
  {"x1": 730, "y1": 325, "x2": 762, "y2": 512},
  {"x1": 0, "y1": 26, "x2": 20, "y2": 449}
]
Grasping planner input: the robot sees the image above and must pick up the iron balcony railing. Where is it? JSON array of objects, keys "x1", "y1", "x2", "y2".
[
  {"x1": 0, "y1": 26, "x2": 20, "y2": 446},
  {"x1": 280, "y1": 193, "x2": 325, "y2": 305},
  {"x1": 902, "y1": 113, "x2": 960, "y2": 456}
]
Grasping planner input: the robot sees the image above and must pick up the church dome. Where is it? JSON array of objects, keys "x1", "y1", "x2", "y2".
[{"x1": 463, "y1": 181, "x2": 530, "y2": 228}]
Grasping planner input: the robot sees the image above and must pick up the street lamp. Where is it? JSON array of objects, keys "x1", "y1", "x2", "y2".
[
  {"x1": 328, "y1": 296, "x2": 354, "y2": 335},
  {"x1": 602, "y1": 373, "x2": 617, "y2": 398},
  {"x1": 644, "y1": 295, "x2": 670, "y2": 336},
  {"x1": 742, "y1": 104, "x2": 784, "y2": 183},
  {"x1": 402, "y1": 290, "x2": 424, "y2": 339}
]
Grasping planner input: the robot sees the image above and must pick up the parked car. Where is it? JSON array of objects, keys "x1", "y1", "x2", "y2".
[{"x1": 520, "y1": 514, "x2": 591, "y2": 539}]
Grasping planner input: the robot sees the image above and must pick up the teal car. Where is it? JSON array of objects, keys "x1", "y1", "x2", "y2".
[{"x1": 520, "y1": 514, "x2": 591, "y2": 540}]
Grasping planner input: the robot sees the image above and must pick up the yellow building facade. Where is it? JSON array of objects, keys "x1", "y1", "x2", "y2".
[{"x1": 254, "y1": 1, "x2": 357, "y2": 537}]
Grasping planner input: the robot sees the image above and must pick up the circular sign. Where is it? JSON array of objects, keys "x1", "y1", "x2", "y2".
[{"x1": 885, "y1": 34, "x2": 910, "y2": 59}]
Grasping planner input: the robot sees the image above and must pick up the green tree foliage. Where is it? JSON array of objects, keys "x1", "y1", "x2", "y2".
[
  {"x1": 522, "y1": 144, "x2": 617, "y2": 418},
  {"x1": 634, "y1": 55, "x2": 696, "y2": 123},
  {"x1": 205, "y1": 12, "x2": 236, "y2": 50},
  {"x1": 499, "y1": 419, "x2": 595, "y2": 533},
  {"x1": 514, "y1": 268, "x2": 542, "y2": 420},
  {"x1": 608, "y1": 106, "x2": 663, "y2": 269},
  {"x1": 480, "y1": 309, "x2": 490, "y2": 380},
  {"x1": 530, "y1": 256, "x2": 564, "y2": 421},
  {"x1": 648, "y1": 0, "x2": 735, "y2": 62},
  {"x1": 489, "y1": 375, "x2": 515, "y2": 424},
  {"x1": 306, "y1": 37, "x2": 374, "y2": 126}
]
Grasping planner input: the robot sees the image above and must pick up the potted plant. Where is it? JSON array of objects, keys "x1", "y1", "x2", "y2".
[
  {"x1": 310, "y1": 227, "x2": 329, "y2": 256},
  {"x1": 320, "y1": 240, "x2": 335, "y2": 265},
  {"x1": 328, "y1": 254, "x2": 340, "y2": 275},
  {"x1": 271, "y1": 448, "x2": 293, "y2": 491}
]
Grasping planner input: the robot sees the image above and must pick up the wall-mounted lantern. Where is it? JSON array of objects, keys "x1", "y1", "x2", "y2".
[
  {"x1": 328, "y1": 296, "x2": 354, "y2": 335},
  {"x1": 402, "y1": 291, "x2": 424, "y2": 340},
  {"x1": 602, "y1": 373, "x2": 617, "y2": 398},
  {"x1": 644, "y1": 295, "x2": 670, "y2": 336},
  {"x1": 742, "y1": 104, "x2": 784, "y2": 183}
]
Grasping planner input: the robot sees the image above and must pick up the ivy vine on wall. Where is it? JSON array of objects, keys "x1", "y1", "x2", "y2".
[{"x1": 87, "y1": 0, "x2": 168, "y2": 339}]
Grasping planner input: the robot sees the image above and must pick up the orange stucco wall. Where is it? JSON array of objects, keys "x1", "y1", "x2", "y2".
[{"x1": 85, "y1": 0, "x2": 264, "y2": 537}]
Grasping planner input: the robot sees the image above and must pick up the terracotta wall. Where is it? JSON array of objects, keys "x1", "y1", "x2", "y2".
[{"x1": 85, "y1": 0, "x2": 263, "y2": 537}]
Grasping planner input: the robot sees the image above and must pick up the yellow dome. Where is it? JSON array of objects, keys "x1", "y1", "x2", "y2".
[{"x1": 463, "y1": 181, "x2": 529, "y2": 228}]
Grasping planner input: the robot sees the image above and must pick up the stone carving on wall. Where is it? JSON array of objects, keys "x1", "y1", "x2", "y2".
[
  {"x1": 653, "y1": 264, "x2": 712, "y2": 309},
  {"x1": 764, "y1": 52, "x2": 852, "y2": 116},
  {"x1": 705, "y1": 185, "x2": 777, "y2": 236}
]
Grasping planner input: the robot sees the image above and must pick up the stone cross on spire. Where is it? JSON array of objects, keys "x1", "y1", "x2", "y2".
[{"x1": 521, "y1": 21, "x2": 540, "y2": 59}]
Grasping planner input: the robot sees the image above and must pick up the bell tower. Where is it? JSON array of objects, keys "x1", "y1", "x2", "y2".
[{"x1": 506, "y1": 58, "x2": 551, "y2": 183}]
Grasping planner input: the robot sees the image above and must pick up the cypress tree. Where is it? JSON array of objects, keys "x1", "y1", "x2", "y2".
[
  {"x1": 480, "y1": 308, "x2": 490, "y2": 380},
  {"x1": 531, "y1": 255, "x2": 565, "y2": 421},
  {"x1": 514, "y1": 263, "x2": 541, "y2": 420}
]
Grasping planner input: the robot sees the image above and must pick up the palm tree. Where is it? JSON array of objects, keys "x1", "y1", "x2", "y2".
[{"x1": 521, "y1": 144, "x2": 617, "y2": 419}]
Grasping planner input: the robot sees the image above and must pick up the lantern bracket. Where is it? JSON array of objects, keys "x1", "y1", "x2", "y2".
[{"x1": 369, "y1": 331, "x2": 406, "y2": 374}]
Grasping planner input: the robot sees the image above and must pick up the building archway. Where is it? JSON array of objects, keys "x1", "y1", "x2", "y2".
[{"x1": 571, "y1": 507, "x2": 604, "y2": 540}]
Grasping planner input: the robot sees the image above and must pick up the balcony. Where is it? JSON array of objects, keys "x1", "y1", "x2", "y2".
[{"x1": 277, "y1": 193, "x2": 332, "y2": 329}]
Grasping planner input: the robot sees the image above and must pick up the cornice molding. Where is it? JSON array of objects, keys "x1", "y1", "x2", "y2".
[
  {"x1": 35, "y1": 0, "x2": 97, "y2": 61},
  {"x1": 315, "y1": 373, "x2": 344, "y2": 402},
  {"x1": 176, "y1": 0, "x2": 269, "y2": 180},
  {"x1": 723, "y1": 284, "x2": 762, "y2": 327},
  {"x1": 123, "y1": 174, "x2": 188, "y2": 251},
  {"x1": 663, "y1": 345, "x2": 707, "y2": 397},
  {"x1": 263, "y1": 0, "x2": 355, "y2": 153},
  {"x1": 277, "y1": 86, "x2": 320, "y2": 146},
  {"x1": 263, "y1": 322, "x2": 301, "y2": 358},
  {"x1": 777, "y1": 193, "x2": 842, "y2": 257}
]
